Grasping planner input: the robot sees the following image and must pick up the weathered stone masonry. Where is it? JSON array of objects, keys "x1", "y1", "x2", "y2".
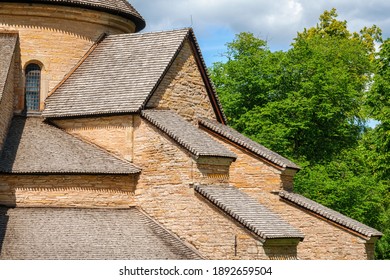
[
  {"x1": 148, "y1": 41, "x2": 217, "y2": 124},
  {"x1": 0, "y1": 174, "x2": 137, "y2": 208},
  {"x1": 200, "y1": 127, "x2": 376, "y2": 260},
  {"x1": 0, "y1": 2, "x2": 136, "y2": 112},
  {"x1": 0, "y1": 0, "x2": 382, "y2": 260}
]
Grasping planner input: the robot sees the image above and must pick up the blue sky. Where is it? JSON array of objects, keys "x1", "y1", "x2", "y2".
[{"x1": 132, "y1": 0, "x2": 390, "y2": 66}]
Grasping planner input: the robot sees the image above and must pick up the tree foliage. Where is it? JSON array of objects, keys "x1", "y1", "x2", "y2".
[
  {"x1": 210, "y1": 9, "x2": 381, "y2": 164},
  {"x1": 210, "y1": 9, "x2": 389, "y2": 259},
  {"x1": 366, "y1": 39, "x2": 390, "y2": 180}
]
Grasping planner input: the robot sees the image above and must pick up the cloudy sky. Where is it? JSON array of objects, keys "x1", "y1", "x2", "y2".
[{"x1": 131, "y1": 0, "x2": 390, "y2": 66}]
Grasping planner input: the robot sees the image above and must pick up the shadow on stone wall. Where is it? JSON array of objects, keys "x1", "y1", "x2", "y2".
[
  {"x1": 0, "y1": 207, "x2": 10, "y2": 257},
  {"x1": 0, "y1": 117, "x2": 26, "y2": 174},
  {"x1": 263, "y1": 241, "x2": 299, "y2": 260}
]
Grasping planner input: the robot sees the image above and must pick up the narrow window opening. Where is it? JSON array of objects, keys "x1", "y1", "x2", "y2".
[{"x1": 25, "y1": 63, "x2": 41, "y2": 112}]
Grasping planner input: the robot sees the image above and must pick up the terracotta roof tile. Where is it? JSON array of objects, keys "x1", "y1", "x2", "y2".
[
  {"x1": 199, "y1": 118, "x2": 300, "y2": 169},
  {"x1": 0, "y1": 117, "x2": 140, "y2": 174},
  {"x1": 43, "y1": 29, "x2": 191, "y2": 118},
  {"x1": 0, "y1": 207, "x2": 202, "y2": 259},
  {"x1": 7, "y1": 0, "x2": 145, "y2": 31},
  {"x1": 195, "y1": 185, "x2": 304, "y2": 240},
  {"x1": 141, "y1": 110, "x2": 237, "y2": 159},
  {"x1": 279, "y1": 191, "x2": 383, "y2": 238}
]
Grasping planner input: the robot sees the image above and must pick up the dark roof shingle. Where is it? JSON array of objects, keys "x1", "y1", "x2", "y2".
[
  {"x1": 0, "y1": 117, "x2": 140, "y2": 174},
  {"x1": 7, "y1": 0, "x2": 145, "y2": 31},
  {"x1": 43, "y1": 29, "x2": 191, "y2": 118},
  {"x1": 199, "y1": 118, "x2": 300, "y2": 169},
  {"x1": 195, "y1": 185, "x2": 304, "y2": 240},
  {"x1": 279, "y1": 191, "x2": 383, "y2": 238},
  {"x1": 141, "y1": 110, "x2": 237, "y2": 159},
  {"x1": 0, "y1": 33, "x2": 17, "y2": 101},
  {"x1": 0, "y1": 207, "x2": 202, "y2": 260}
]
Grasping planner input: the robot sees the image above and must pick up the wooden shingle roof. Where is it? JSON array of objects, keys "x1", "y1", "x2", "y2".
[
  {"x1": 43, "y1": 29, "x2": 191, "y2": 118},
  {"x1": 0, "y1": 207, "x2": 202, "y2": 260},
  {"x1": 43, "y1": 29, "x2": 226, "y2": 122},
  {"x1": 0, "y1": 117, "x2": 140, "y2": 174},
  {"x1": 195, "y1": 185, "x2": 304, "y2": 241},
  {"x1": 142, "y1": 110, "x2": 237, "y2": 159},
  {"x1": 200, "y1": 118, "x2": 300, "y2": 170},
  {"x1": 279, "y1": 191, "x2": 383, "y2": 238},
  {"x1": 6, "y1": 0, "x2": 145, "y2": 31}
]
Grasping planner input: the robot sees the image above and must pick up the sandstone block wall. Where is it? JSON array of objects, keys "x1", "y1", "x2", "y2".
[
  {"x1": 147, "y1": 41, "x2": 217, "y2": 124},
  {"x1": 53, "y1": 116, "x2": 134, "y2": 162},
  {"x1": 132, "y1": 116, "x2": 297, "y2": 260},
  {"x1": 202, "y1": 129, "x2": 373, "y2": 260},
  {"x1": 0, "y1": 3, "x2": 135, "y2": 112},
  {"x1": 0, "y1": 175, "x2": 137, "y2": 208}
]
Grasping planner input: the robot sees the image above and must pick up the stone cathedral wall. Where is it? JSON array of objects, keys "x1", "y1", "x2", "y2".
[{"x1": 0, "y1": 2, "x2": 135, "y2": 112}]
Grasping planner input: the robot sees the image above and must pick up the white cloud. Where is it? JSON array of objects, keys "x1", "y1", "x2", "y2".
[{"x1": 130, "y1": 0, "x2": 390, "y2": 62}]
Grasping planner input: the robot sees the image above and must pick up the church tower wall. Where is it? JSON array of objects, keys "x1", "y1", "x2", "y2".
[{"x1": 0, "y1": 2, "x2": 136, "y2": 112}]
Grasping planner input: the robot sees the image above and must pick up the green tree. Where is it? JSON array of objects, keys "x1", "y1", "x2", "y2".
[
  {"x1": 211, "y1": 32, "x2": 287, "y2": 127},
  {"x1": 366, "y1": 39, "x2": 390, "y2": 180},
  {"x1": 210, "y1": 9, "x2": 389, "y2": 258},
  {"x1": 210, "y1": 9, "x2": 381, "y2": 164}
]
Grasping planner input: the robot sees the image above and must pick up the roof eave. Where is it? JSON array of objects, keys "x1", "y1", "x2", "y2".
[
  {"x1": 0, "y1": 171, "x2": 140, "y2": 175},
  {"x1": 7, "y1": 0, "x2": 146, "y2": 32},
  {"x1": 186, "y1": 29, "x2": 227, "y2": 124},
  {"x1": 199, "y1": 121, "x2": 300, "y2": 171},
  {"x1": 279, "y1": 193, "x2": 383, "y2": 240},
  {"x1": 43, "y1": 110, "x2": 139, "y2": 120}
]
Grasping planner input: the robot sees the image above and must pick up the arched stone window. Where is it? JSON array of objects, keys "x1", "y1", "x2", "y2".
[{"x1": 25, "y1": 63, "x2": 41, "y2": 111}]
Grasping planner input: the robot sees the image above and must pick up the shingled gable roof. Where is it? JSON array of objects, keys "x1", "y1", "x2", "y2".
[
  {"x1": 195, "y1": 185, "x2": 304, "y2": 241},
  {"x1": 0, "y1": 117, "x2": 140, "y2": 174},
  {"x1": 0, "y1": 33, "x2": 17, "y2": 101},
  {"x1": 199, "y1": 118, "x2": 300, "y2": 170},
  {"x1": 279, "y1": 191, "x2": 383, "y2": 238},
  {"x1": 43, "y1": 28, "x2": 226, "y2": 123},
  {"x1": 141, "y1": 110, "x2": 236, "y2": 160},
  {"x1": 6, "y1": 0, "x2": 145, "y2": 32},
  {"x1": 0, "y1": 207, "x2": 202, "y2": 259}
]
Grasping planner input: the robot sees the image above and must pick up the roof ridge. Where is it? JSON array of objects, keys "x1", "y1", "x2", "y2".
[
  {"x1": 199, "y1": 117, "x2": 300, "y2": 170},
  {"x1": 141, "y1": 110, "x2": 237, "y2": 159},
  {"x1": 105, "y1": 28, "x2": 191, "y2": 39},
  {"x1": 141, "y1": 29, "x2": 191, "y2": 110},
  {"x1": 46, "y1": 32, "x2": 107, "y2": 99},
  {"x1": 195, "y1": 184, "x2": 304, "y2": 241},
  {"x1": 279, "y1": 190, "x2": 383, "y2": 238},
  {"x1": 186, "y1": 29, "x2": 227, "y2": 124}
]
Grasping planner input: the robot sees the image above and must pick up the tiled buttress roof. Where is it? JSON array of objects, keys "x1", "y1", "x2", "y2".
[
  {"x1": 0, "y1": 207, "x2": 202, "y2": 260},
  {"x1": 0, "y1": 117, "x2": 140, "y2": 174},
  {"x1": 141, "y1": 110, "x2": 237, "y2": 159},
  {"x1": 43, "y1": 29, "x2": 192, "y2": 118},
  {"x1": 199, "y1": 118, "x2": 300, "y2": 170},
  {"x1": 6, "y1": 0, "x2": 145, "y2": 31},
  {"x1": 0, "y1": 34, "x2": 17, "y2": 101},
  {"x1": 279, "y1": 191, "x2": 383, "y2": 238},
  {"x1": 195, "y1": 185, "x2": 304, "y2": 241}
]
